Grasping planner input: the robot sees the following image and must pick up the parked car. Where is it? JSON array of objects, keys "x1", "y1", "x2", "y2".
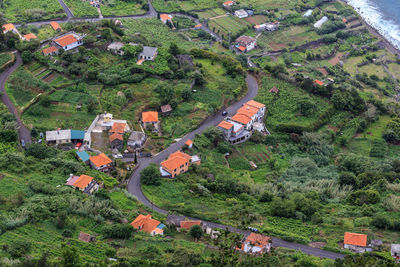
[
  {"x1": 21, "y1": 139, "x2": 25, "y2": 148},
  {"x1": 222, "y1": 110, "x2": 228, "y2": 116},
  {"x1": 247, "y1": 227, "x2": 259, "y2": 233},
  {"x1": 113, "y1": 153, "x2": 123, "y2": 159},
  {"x1": 75, "y1": 142, "x2": 82, "y2": 149}
]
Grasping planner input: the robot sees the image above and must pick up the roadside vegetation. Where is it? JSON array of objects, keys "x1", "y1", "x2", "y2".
[{"x1": 0, "y1": 0, "x2": 66, "y2": 22}]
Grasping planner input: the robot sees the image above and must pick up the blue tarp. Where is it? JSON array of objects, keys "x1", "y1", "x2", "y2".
[
  {"x1": 157, "y1": 223, "x2": 166, "y2": 229},
  {"x1": 76, "y1": 151, "x2": 90, "y2": 162},
  {"x1": 71, "y1": 130, "x2": 85, "y2": 140}
]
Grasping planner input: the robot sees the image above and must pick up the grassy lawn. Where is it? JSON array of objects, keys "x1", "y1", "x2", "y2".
[
  {"x1": 122, "y1": 18, "x2": 200, "y2": 50},
  {"x1": 36, "y1": 24, "x2": 58, "y2": 40},
  {"x1": 208, "y1": 15, "x2": 251, "y2": 40},
  {"x1": 2, "y1": 0, "x2": 66, "y2": 22},
  {"x1": 256, "y1": 76, "x2": 331, "y2": 131},
  {"x1": 64, "y1": 0, "x2": 98, "y2": 17},
  {"x1": 100, "y1": 0, "x2": 146, "y2": 16},
  {"x1": 195, "y1": 8, "x2": 226, "y2": 19},
  {"x1": 257, "y1": 25, "x2": 319, "y2": 50},
  {"x1": 0, "y1": 52, "x2": 13, "y2": 69}
]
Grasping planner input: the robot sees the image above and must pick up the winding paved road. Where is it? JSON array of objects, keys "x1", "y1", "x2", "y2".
[
  {"x1": 57, "y1": 0, "x2": 74, "y2": 19},
  {"x1": 127, "y1": 75, "x2": 345, "y2": 260},
  {"x1": 0, "y1": 53, "x2": 32, "y2": 144}
]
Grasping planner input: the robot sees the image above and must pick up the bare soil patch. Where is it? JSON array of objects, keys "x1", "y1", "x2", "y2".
[
  {"x1": 329, "y1": 53, "x2": 344, "y2": 66},
  {"x1": 269, "y1": 42, "x2": 286, "y2": 50},
  {"x1": 317, "y1": 67, "x2": 328, "y2": 76}
]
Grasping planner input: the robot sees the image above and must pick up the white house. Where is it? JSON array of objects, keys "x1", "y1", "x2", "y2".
[
  {"x1": 53, "y1": 32, "x2": 84, "y2": 51},
  {"x1": 2, "y1": 24, "x2": 18, "y2": 34},
  {"x1": 138, "y1": 46, "x2": 158, "y2": 61},
  {"x1": 392, "y1": 244, "x2": 400, "y2": 263},
  {"x1": 235, "y1": 9, "x2": 248, "y2": 19},
  {"x1": 235, "y1": 36, "x2": 256, "y2": 52}
]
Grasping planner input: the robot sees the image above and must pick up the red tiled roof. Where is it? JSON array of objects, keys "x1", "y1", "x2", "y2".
[
  {"x1": 142, "y1": 111, "x2": 159, "y2": 123},
  {"x1": 344, "y1": 232, "x2": 367, "y2": 247},
  {"x1": 109, "y1": 132, "x2": 123, "y2": 142},
  {"x1": 238, "y1": 46, "x2": 246, "y2": 52},
  {"x1": 269, "y1": 87, "x2": 279, "y2": 93},
  {"x1": 24, "y1": 33, "x2": 37, "y2": 40},
  {"x1": 90, "y1": 153, "x2": 112, "y2": 167},
  {"x1": 180, "y1": 220, "x2": 201, "y2": 229},
  {"x1": 195, "y1": 24, "x2": 202, "y2": 28},
  {"x1": 110, "y1": 122, "x2": 126, "y2": 134},
  {"x1": 246, "y1": 100, "x2": 265, "y2": 109},
  {"x1": 78, "y1": 231, "x2": 94, "y2": 243},
  {"x1": 218, "y1": 120, "x2": 234, "y2": 130},
  {"x1": 42, "y1": 46, "x2": 59, "y2": 55},
  {"x1": 73, "y1": 174, "x2": 94, "y2": 189},
  {"x1": 131, "y1": 214, "x2": 162, "y2": 234},
  {"x1": 185, "y1": 139, "x2": 193, "y2": 146},
  {"x1": 2, "y1": 24, "x2": 15, "y2": 32},
  {"x1": 244, "y1": 233, "x2": 270, "y2": 248},
  {"x1": 238, "y1": 104, "x2": 259, "y2": 117},
  {"x1": 50, "y1": 21, "x2": 62, "y2": 31},
  {"x1": 54, "y1": 34, "x2": 78, "y2": 47},
  {"x1": 223, "y1": 0, "x2": 233, "y2": 5},
  {"x1": 314, "y1": 79, "x2": 324, "y2": 86},
  {"x1": 161, "y1": 151, "x2": 191, "y2": 172},
  {"x1": 231, "y1": 113, "x2": 252, "y2": 125},
  {"x1": 160, "y1": 14, "x2": 172, "y2": 22}
]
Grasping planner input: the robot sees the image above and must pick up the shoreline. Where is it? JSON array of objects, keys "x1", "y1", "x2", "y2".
[{"x1": 339, "y1": 0, "x2": 400, "y2": 57}]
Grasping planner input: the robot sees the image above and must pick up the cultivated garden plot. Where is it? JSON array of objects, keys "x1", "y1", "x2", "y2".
[
  {"x1": 1, "y1": 0, "x2": 66, "y2": 22},
  {"x1": 100, "y1": 0, "x2": 147, "y2": 16},
  {"x1": 208, "y1": 15, "x2": 251, "y2": 40},
  {"x1": 152, "y1": 0, "x2": 218, "y2": 13},
  {"x1": 63, "y1": 0, "x2": 99, "y2": 17}
]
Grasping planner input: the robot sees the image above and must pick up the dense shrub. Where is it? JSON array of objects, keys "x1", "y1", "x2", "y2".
[{"x1": 103, "y1": 224, "x2": 135, "y2": 239}]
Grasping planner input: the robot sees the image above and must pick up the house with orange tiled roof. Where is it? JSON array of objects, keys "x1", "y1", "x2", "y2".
[
  {"x1": 235, "y1": 36, "x2": 256, "y2": 52},
  {"x1": 53, "y1": 32, "x2": 84, "y2": 51},
  {"x1": 160, "y1": 150, "x2": 191, "y2": 178},
  {"x1": 42, "y1": 46, "x2": 59, "y2": 56},
  {"x1": 66, "y1": 174, "x2": 99, "y2": 194},
  {"x1": 223, "y1": 0, "x2": 234, "y2": 7},
  {"x1": 89, "y1": 153, "x2": 113, "y2": 172},
  {"x1": 185, "y1": 139, "x2": 193, "y2": 149},
  {"x1": 110, "y1": 122, "x2": 127, "y2": 134},
  {"x1": 217, "y1": 99, "x2": 266, "y2": 144},
  {"x1": 23, "y1": 33, "x2": 37, "y2": 41},
  {"x1": 314, "y1": 79, "x2": 325, "y2": 86},
  {"x1": 131, "y1": 214, "x2": 165, "y2": 236},
  {"x1": 160, "y1": 14, "x2": 172, "y2": 24},
  {"x1": 109, "y1": 133, "x2": 123, "y2": 150},
  {"x1": 240, "y1": 233, "x2": 271, "y2": 254},
  {"x1": 344, "y1": 232, "x2": 369, "y2": 253},
  {"x1": 50, "y1": 21, "x2": 62, "y2": 31},
  {"x1": 2, "y1": 23, "x2": 17, "y2": 34},
  {"x1": 142, "y1": 111, "x2": 160, "y2": 132}
]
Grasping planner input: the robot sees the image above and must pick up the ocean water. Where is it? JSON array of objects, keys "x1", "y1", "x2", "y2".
[{"x1": 347, "y1": 0, "x2": 400, "y2": 50}]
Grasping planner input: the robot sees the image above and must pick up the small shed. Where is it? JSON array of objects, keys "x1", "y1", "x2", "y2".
[
  {"x1": 78, "y1": 231, "x2": 96, "y2": 243},
  {"x1": 161, "y1": 104, "x2": 172, "y2": 115},
  {"x1": 76, "y1": 151, "x2": 90, "y2": 164}
]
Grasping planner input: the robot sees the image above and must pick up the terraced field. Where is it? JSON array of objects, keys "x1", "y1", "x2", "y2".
[{"x1": 208, "y1": 15, "x2": 251, "y2": 39}]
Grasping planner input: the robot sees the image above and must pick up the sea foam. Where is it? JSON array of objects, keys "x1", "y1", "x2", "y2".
[{"x1": 347, "y1": 0, "x2": 400, "y2": 51}]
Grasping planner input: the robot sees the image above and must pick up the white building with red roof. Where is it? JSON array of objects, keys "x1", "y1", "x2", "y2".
[{"x1": 53, "y1": 32, "x2": 84, "y2": 51}]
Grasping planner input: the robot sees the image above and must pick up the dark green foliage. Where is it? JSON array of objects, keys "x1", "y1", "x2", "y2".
[
  {"x1": 383, "y1": 118, "x2": 400, "y2": 143},
  {"x1": 339, "y1": 172, "x2": 357, "y2": 187},
  {"x1": 4, "y1": 240, "x2": 31, "y2": 258},
  {"x1": 103, "y1": 224, "x2": 135, "y2": 239},
  {"x1": 25, "y1": 143, "x2": 57, "y2": 159},
  {"x1": 259, "y1": 191, "x2": 273, "y2": 202},
  {"x1": 335, "y1": 253, "x2": 396, "y2": 266},
  {"x1": 189, "y1": 224, "x2": 203, "y2": 241},
  {"x1": 141, "y1": 163, "x2": 160, "y2": 185},
  {"x1": 21, "y1": 50, "x2": 32, "y2": 64},
  {"x1": 316, "y1": 20, "x2": 346, "y2": 35},
  {"x1": 0, "y1": 129, "x2": 18, "y2": 142},
  {"x1": 331, "y1": 89, "x2": 365, "y2": 113},
  {"x1": 60, "y1": 245, "x2": 81, "y2": 267},
  {"x1": 347, "y1": 189, "x2": 380, "y2": 205}
]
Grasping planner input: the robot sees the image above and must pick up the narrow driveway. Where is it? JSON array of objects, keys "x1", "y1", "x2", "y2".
[
  {"x1": 127, "y1": 75, "x2": 344, "y2": 259},
  {"x1": 0, "y1": 53, "x2": 32, "y2": 143},
  {"x1": 57, "y1": 0, "x2": 74, "y2": 19}
]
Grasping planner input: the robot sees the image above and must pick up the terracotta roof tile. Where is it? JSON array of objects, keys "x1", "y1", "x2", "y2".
[
  {"x1": 218, "y1": 120, "x2": 234, "y2": 130},
  {"x1": 109, "y1": 133, "x2": 123, "y2": 142},
  {"x1": 231, "y1": 113, "x2": 252, "y2": 125},
  {"x1": 223, "y1": 0, "x2": 233, "y2": 5},
  {"x1": 160, "y1": 14, "x2": 172, "y2": 22},
  {"x1": 54, "y1": 34, "x2": 78, "y2": 47},
  {"x1": 42, "y1": 46, "x2": 59, "y2": 54},
  {"x1": 90, "y1": 153, "x2": 112, "y2": 167},
  {"x1": 246, "y1": 100, "x2": 265, "y2": 109},
  {"x1": 131, "y1": 214, "x2": 162, "y2": 234},
  {"x1": 238, "y1": 104, "x2": 259, "y2": 117},
  {"x1": 185, "y1": 139, "x2": 193, "y2": 146},
  {"x1": 344, "y1": 232, "x2": 367, "y2": 247},
  {"x1": 78, "y1": 231, "x2": 94, "y2": 243},
  {"x1": 110, "y1": 122, "x2": 126, "y2": 134},
  {"x1": 73, "y1": 174, "x2": 94, "y2": 189},
  {"x1": 24, "y1": 33, "x2": 37, "y2": 40},
  {"x1": 50, "y1": 22, "x2": 62, "y2": 31},
  {"x1": 161, "y1": 155, "x2": 189, "y2": 172},
  {"x1": 180, "y1": 220, "x2": 201, "y2": 229},
  {"x1": 2, "y1": 24, "x2": 15, "y2": 32},
  {"x1": 314, "y1": 80, "x2": 324, "y2": 86},
  {"x1": 142, "y1": 111, "x2": 159, "y2": 123},
  {"x1": 244, "y1": 233, "x2": 270, "y2": 248}
]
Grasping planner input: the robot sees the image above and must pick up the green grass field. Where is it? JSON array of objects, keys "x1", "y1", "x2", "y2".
[
  {"x1": 195, "y1": 8, "x2": 226, "y2": 19},
  {"x1": 208, "y1": 15, "x2": 251, "y2": 40},
  {"x1": 0, "y1": 52, "x2": 13, "y2": 69},
  {"x1": 63, "y1": 0, "x2": 98, "y2": 17},
  {"x1": 100, "y1": 0, "x2": 146, "y2": 16},
  {"x1": 152, "y1": 0, "x2": 218, "y2": 12},
  {"x1": 2, "y1": 0, "x2": 66, "y2": 22}
]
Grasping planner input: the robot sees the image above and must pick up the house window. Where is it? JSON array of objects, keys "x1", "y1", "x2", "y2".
[{"x1": 174, "y1": 168, "x2": 176, "y2": 172}]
